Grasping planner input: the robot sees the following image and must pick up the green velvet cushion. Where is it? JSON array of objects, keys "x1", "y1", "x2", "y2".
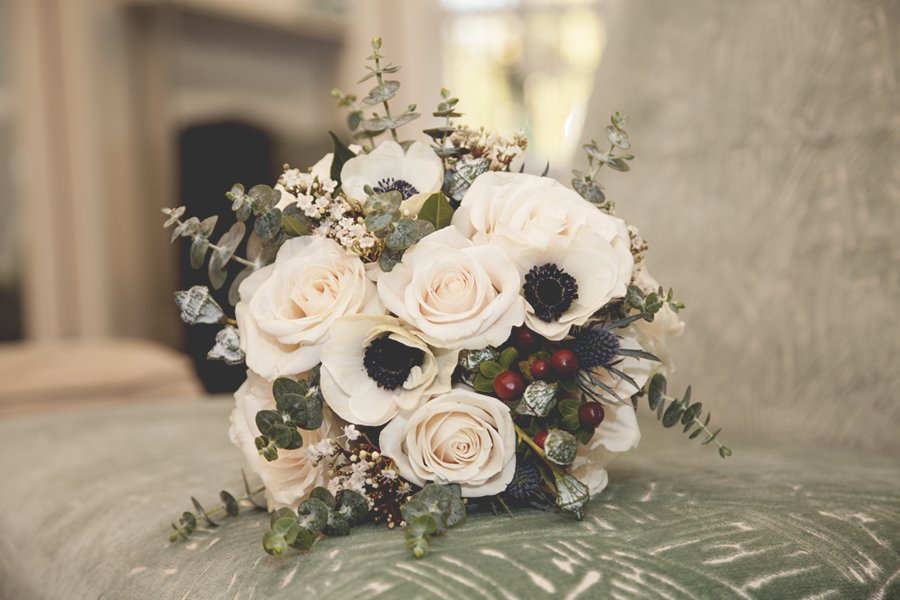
[{"x1": 1, "y1": 400, "x2": 897, "y2": 599}]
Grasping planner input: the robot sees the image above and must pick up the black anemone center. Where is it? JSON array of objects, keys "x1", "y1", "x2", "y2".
[
  {"x1": 373, "y1": 177, "x2": 419, "y2": 200},
  {"x1": 363, "y1": 336, "x2": 425, "y2": 390},
  {"x1": 523, "y1": 263, "x2": 578, "y2": 322}
]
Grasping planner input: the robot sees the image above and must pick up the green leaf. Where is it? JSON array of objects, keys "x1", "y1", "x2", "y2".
[
  {"x1": 191, "y1": 496, "x2": 219, "y2": 527},
  {"x1": 554, "y1": 472, "x2": 590, "y2": 520},
  {"x1": 544, "y1": 430, "x2": 577, "y2": 466},
  {"x1": 323, "y1": 513, "x2": 351, "y2": 537},
  {"x1": 559, "y1": 397, "x2": 581, "y2": 430},
  {"x1": 644, "y1": 292, "x2": 664, "y2": 314},
  {"x1": 220, "y1": 491, "x2": 239, "y2": 517},
  {"x1": 255, "y1": 410, "x2": 283, "y2": 436},
  {"x1": 199, "y1": 215, "x2": 218, "y2": 237},
  {"x1": 647, "y1": 373, "x2": 667, "y2": 410},
  {"x1": 329, "y1": 131, "x2": 357, "y2": 185},
  {"x1": 572, "y1": 178, "x2": 606, "y2": 205},
  {"x1": 189, "y1": 237, "x2": 209, "y2": 269},
  {"x1": 473, "y1": 374, "x2": 495, "y2": 394},
  {"x1": 273, "y1": 378, "x2": 308, "y2": 400},
  {"x1": 268, "y1": 423, "x2": 302, "y2": 450},
  {"x1": 607, "y1": 157, "x2": 631, "y2": 172},
  {"x1": 498, "y1": 347, "x2": 519, "y2": 370},
  {"x1": 417, "y1": 192, "x2": 454, "y2": 228},
  {"x1": 208, "y1": 221, "x2": 246, "y2": 290},
  {"x1": 180, "y1": 511, "x2": 197, "y2": 533},
  {"x1": 662, "y1": 400, "x2": 684, "y2": 428},
  {"x1": 297, "y1": 498, "x2": 329, "y2": 533},
  {"x1": 625, "y1": 285, "x2": 645, "y2": 309},
  {"x1": 272, "y1": 516, "x2": 300, "y2": 546},
  {"x1": 310, "y1": 487, "x2": 336, "y2": 510},
  {"x1": 365, "y1": 211, "x2": 396, "y2": 237},
  {"x1": 378, "y1": 248, "x2": 403, "y2": 272},
  {"x1": 386, "y1": 218, "x2": 434, "y2": 251},
  {"x1": 516, "y1": 381, "x2": 559, "y2": 418},
  {"x1": 248, "y1": 185, "x2": 278, "y2": 213},
  {"x1": 337, "y1": 490, "x2": 371, "y2": 525},
  {"x1": 478, "y1": 361, "x2": 504, "y2": 379},
  {"x1": 290, "y1": 526, "x2": 316, "y2": 551},
  {"x1": 254, "y1": 207, "x2": 283, "y2": 241},
  {"x1": 262, "y1": 530, "x2": 288, "y2": 556},
  {"x1": 363, "y1": 80, "x2": 400, "y2": 104}
]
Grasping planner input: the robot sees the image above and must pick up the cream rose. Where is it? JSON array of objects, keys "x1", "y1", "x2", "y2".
[
  {"x1": 235, "y1": 236, "x2": 384, "y2": 380},
  {"x1": 380, "y1": 388, "x2": 516, "y2": 497},
  {"x1": 569, "y1": 402, "x2": 641, "y2": 495},
  {"x1": 320, "y1": 315, "x2": 458, "y2": 426},
  {"x1": 341, "y1": 140, "x2": 443, "y2": 216},
  {"x1": 452, "y1": 171, "x2": 633, "y2": 283},
  {"x1": 377, "y1": 226, "x2": 526, "y2": 349},
  {"x1": 229, "y1": 371, "x2": 332, "y2": 510}
]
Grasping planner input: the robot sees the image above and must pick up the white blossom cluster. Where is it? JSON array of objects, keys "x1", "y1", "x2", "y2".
[
  {"x1": 278, "y1": 168, "x2": 380, "y2": 259},
  {"x1": 447, "y1": 124, "x2": 528, "y2": 171}
]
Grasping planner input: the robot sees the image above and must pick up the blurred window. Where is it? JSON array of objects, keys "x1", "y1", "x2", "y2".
[{"x1": 441, "y1": 0, "x2": 605, "y2": 167}]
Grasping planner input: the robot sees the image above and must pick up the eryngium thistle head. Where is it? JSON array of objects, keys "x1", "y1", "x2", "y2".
[
  {"x1": 571, "y1": 327, "x2": 620, "y2": 369},
  {"x1": 505, "y1": 460, "x2": 542, "y2": 500}
]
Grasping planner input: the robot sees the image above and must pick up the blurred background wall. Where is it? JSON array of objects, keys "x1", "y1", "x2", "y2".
[{"x1": 0, "y1": 0, "x2": 897, "y2": 445}]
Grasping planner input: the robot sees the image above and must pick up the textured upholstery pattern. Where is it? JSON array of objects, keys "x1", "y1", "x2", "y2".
[
  {"x1": 585, "y1": 0, "x2": 900, "y2": 451},
  {"x1": 1, "y1": 400, "x2": 897, "y2": 599}
]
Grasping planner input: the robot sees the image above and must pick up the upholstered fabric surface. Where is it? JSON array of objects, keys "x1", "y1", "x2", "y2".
[{"x1": 0, "y1": 399, "x2": 897, "y2": 600}]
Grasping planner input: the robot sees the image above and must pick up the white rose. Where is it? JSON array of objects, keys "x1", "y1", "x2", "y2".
[
  {"x1": 569, "y1": 402, "x2": 641, "y2": 496},
  {"x1": 235, "y1": 236, "x2": 384, "y2": 380},
  {"x1": 320, "y1": 315, "x2": 458, "y2": 426},
  {"x1": 377, "y1": 226, "x2": 526, "y2": 350},
  {"x1": 340, "y1": 140, "x2": 443, "y2": 216},
  {"x1": 229, "y1": 371, "x2": 332, "y2": 510},
  {"x1": 452, "y1": 171, "x2": 634, "y2": 281},
  {"x1": 631, "y1": 261, "x2": 685, "y2": 373},
  {"x1": 510, "y1": 229, "x2": 631, "y2": 341},
  {"x1": 380, "y1": 388, "x2": 516, "y2": 497}
]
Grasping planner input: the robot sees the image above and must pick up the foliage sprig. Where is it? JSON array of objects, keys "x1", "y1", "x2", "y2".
[
  {"x1": 168, "y1": 470, "x2": 265, "y2": 542},
  {"x1": 400, "y1": 483, "x2": 467, "y2": 559},
  {"x1": 646, "y1": 373, "x2": 732, "y2": 458},
  {"x1": 262, "y1": 487, "x2": 370, "y2": 556},
  {"x1": 254, "y1": 370, "x2": 326, "y2": 462},
  {"x1": 572, "y1": 112, "x2": 635, "y2": 211}
]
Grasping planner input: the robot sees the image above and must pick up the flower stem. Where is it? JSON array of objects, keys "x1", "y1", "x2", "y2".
[
  {"x1": 513, "y1": 423, "x2": 565, "y2": 478},
  {"x1": 373, "y1": 55, "x2": 399, "y2": 143}
]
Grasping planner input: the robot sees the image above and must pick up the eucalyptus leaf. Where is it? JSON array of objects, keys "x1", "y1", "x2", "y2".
[
  {"x1": 248, "y1": 184, "x2": 278, "y2": 213},
  {"x1": 323, "y1": 513, "x2": 351, "y2": 537},
  {"x1": 254, "y1": 207, "x2": 283, "y2": 241},
  {"x1": 189, "y1": 237, "x2": 209, "y2": 269},
  {"x1": 310, "y1": 487, "x2": 336, "y2": 510},
  {"x1": 297, "y1": 498, "x2": 329, "y2": 533},
  {"x1": 572, "y1": 178, "x2": 606, "y2": 205},
  {"x1": 336, "y1": 490, "x2": 370, "y2": 525},
  {"x1": 220, "y1": 491, "x2": 239, "y2": 517},
  {"x1": 207, "y1": 326, "x2": 244, "y2": 365},
  {"x1": 363, "y1": 80, "x2": 400, "y2": 104},
  {"x1": 174, "y1": 286, "x2": 224, "y2": 325},
  {"x1": 162, "y1": 206, "x2": 186, "y2": 228}
]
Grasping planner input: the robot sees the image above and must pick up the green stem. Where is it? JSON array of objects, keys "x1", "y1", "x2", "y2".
[
  {"x1": 513, "y1": 423, "x2": 565, "y2": 478},
  {"x1": 172, "y1": 216, "x2": 256, "y2": 268},
  {"x1": 173, "y1": 485, "x2": 266, "y2": 539},
  {"x1": 373, "y1": 56, "x2": 399, "y2": 143},
  {"x1": 687, "y1": 412, "x2": 731, "y2": 456}
]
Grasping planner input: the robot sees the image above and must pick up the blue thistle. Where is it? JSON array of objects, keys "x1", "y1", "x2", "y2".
[{"x1": 571, "y1": 327, "x2": 620, "y2": 369}]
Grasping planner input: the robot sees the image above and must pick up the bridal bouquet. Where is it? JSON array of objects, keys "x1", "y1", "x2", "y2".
[{"x1": 163, "y1": 38, "x2": 729, "y2": 559}]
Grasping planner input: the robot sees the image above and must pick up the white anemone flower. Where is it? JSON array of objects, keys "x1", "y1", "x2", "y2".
[
  {"x1": 320, "y1": 315, "x2": 458, "y2": 427},
  {"x1": 340, "y1": 140, "x2": 443, "y2": 216},
  {"x1": 510, "y1": 227, "x2": 631, "y2": 341}
]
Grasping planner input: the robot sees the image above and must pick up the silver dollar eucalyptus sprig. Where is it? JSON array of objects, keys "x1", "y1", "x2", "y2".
[
  {"x1": 646, "y1": 374, "x2": 732, "y2": 458},
  {"x1": 263, "y1": 487, "x2": 370, "y2": 556},
  {"x1": 332, "y1": 37, "x2": 419, "y2": 147},
  {"x1": 572, "y1": 112, "x2": 635, "y2": 211},
  {"x1": 169, "y1": 470, "x2": 266, "y2": 542},
  {"x1": 400, "y1": 483, "x2": 467, "y2": 559}
]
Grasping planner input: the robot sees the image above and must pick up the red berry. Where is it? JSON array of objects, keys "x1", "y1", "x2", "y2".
[
  {"x1": 530, "y1": 359, "x2": 551, "y2": 380},
  {"x1": 494, "y1": 370, "x2": 525, "y2": 401},
  {"x1": 578, "y1": 402, "x2": 605, "y2": 427},
  {"x1": 550, "y1": 349, "x2": 579, "y2": 375},
  {"x1": 533, "y1": 430, "x2": 548, "y2": 449},
  {"x1": 512, "y1": 326, "x2": 541, "y2": 352}
]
